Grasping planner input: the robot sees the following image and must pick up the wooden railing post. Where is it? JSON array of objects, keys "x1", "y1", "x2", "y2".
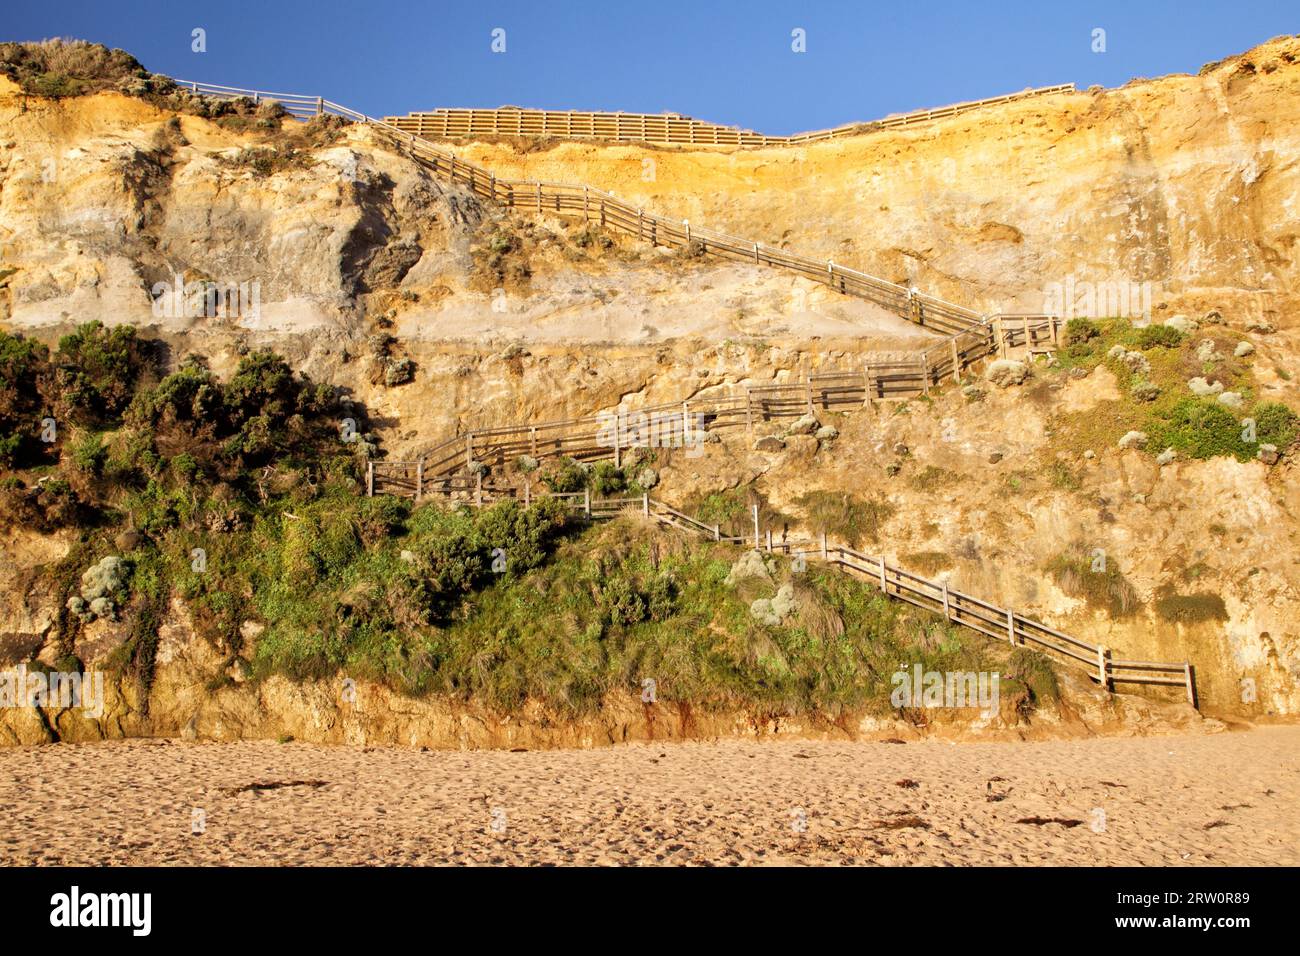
[
  {"x1": 752, "y1": 504, "x2": 760, "y2": 549},
  {"x1": 475, "y1": 472, "x2": 483, "y2": 507},
  {"x1": 584, "y1": 488, "x2": 591, "y2": 515},
  {"x1": 878, "y1": 558, "x2": 887, "y2": 592},
  {"x1": 1097, "y1": 646, "x2": 1111, "y2": 691},
  {"x1": 941, "y1": 580, "x2": 950, "y2": 620},
  {"x1": 1006, "y1": 609, "x2": 1017, "y2": 645},
  {"x1": 1184, "y1": 663, "x2": 1197, "y2": 708},
  {"x1": 524, "y1": 480, "x2": 531, "y2": 507},
  {"x1": 820, "y1": 532, "x2": 828, "y2": 560},
  {"x1": 366, "y1": 461, "x2": 374, "y2": 497},
  {"x1": 415, "y1": 461, "x2": 423, "y2": 501},
  {"x1": 765, "y1": 529, "x2": 773, "y2": 552},
  {"x1": 613, "y1": 411, "x2": 621, "y2": 468},
  {"x1": 643, "y1": 493, "x2": 650, "y2": 517}
]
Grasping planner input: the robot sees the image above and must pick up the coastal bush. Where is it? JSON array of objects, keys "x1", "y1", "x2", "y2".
[
  {"x1": 1133, "y1": 324, "x2": 1183, "y2": 349},
  {"x1": 1153, "y1": 586, "x2": 1228, "y2": 624},
  {"x1": 794, "y1": 490, "x2": 895, "y2": 547},
  {"x1": 0, "y1": 331, "x2": 51, "y2": 469},
  {"x1": 50, "y1": 321, "x2": 155, "y2": 424},
  {"x1": 539, "y1": 456, "x2": 587, "y2": 494},
  {"x1": 1062, "y1": 318, "x2": 1100, "y2": 346},
  {"x1": 1046, "y1": 547, "x2": 1141, "y2": 617}
]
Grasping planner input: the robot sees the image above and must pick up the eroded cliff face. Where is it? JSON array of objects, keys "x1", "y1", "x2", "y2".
[
  {"x1": 1, "y1": 39, "x2": 1298, "y2": 741},
  {"x1": 449, "y1": 37, "x2": 1300, "y2": 327},
  {"x1": 0, "y1": 591, "x2": 1213, "y2": 748}
]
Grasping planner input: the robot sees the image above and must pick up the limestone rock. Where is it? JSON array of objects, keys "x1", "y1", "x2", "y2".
[
  {"x1": 986, "y1": 359, "x2": 1029, "y2": 387},
  {"x1": 726, "y1": 550, "x2": 773, "y2": 587},
  {"x1": 750, "y1": 584, "x2": 796, "y2": 626},
  {"x1": 1196, "y1": 339, "x2": 1224, "y2": 363},
  {"x1": 783, "y1": 413, "x2": 820, "y2": 437},
  {"x1": 1118, "y1": 431, "x2": 1148, "y2": 450}
]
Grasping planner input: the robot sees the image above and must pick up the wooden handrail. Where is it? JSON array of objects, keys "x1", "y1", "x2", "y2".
[
  {"x1": 362, "y1": 471, "x2": 1194, "y2": 703},
  {"x1": 171, "y1": 76, "x2": 1052, "y2": 347},
  {"x1": 161, "y1": 78, "x2": 1192, "y2": 703},
  {"x1": 381, "y1": 83, "x2": 1076, "y2": 148}
]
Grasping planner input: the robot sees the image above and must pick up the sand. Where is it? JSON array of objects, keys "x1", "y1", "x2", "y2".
[{"x1": 1, "y1": 726, "x2": 1297, "y2": 866}]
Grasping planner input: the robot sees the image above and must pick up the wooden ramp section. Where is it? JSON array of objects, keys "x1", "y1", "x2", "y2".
[
  {"x1": 363, "y1": 470, "x2": 1197, "y2": 706},
  {"x1": 171, "y1": 78, "x2": 1073, "y2": 354},
  {"x1": 382, "y1": 84, "x2": 1076, "y2": 148},
  {"x1": 163, "y1": 78, "x2": 1192, "y2": 704}
]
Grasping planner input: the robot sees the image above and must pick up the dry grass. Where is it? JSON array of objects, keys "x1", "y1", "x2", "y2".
[{"x1": 1046, "y1": 544, "x2": 1142, "y2": 618}]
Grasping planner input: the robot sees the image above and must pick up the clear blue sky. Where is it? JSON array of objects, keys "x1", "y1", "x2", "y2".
[{"x1": 5, "y1": 0, "x2": 1293, "y2": 134}]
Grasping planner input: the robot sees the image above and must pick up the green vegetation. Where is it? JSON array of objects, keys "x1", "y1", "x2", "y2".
[
  {"x1": 0, "y1": 331, "x2": 49, "y2": 469},
  {"x1": 424, "y1": 517, "x2": 1047, "y2": 717},
  {"x1": 687, "y1": 486, "x2": 792, "y2": 540},
  {"x1": 1153, "y1": 586, "x2": 1228, "y2": 625},
  {"x1": 1146, "y1": 398, "x2": 1298, "y2": 462},
  {"x1": 1046, "y1": 546, "x2": 1141, "y2": 618},
  {"x1": 0, "y1": 39, "x2": 152, "y2": 97},
  {"x1": 1, "y1": 325, "x2": 1063, "y2": 723},
  {"x1": 793, "y1": 490, "x2": 895, "y2": 548},
  {"x1": 1047, "y1": 317, "x2": 1297, "y2": 463}
]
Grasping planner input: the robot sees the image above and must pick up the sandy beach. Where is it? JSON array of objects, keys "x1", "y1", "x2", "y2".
[{"x1": 1, "y1": 726, "x2": 1296, "y2": 866}]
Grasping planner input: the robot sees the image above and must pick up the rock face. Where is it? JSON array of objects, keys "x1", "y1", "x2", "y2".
[
  {"x1": 2, "y1": 40, "x2": 1300, "y2": 741},
  {"x1": 986, "y1": 360, "x2": 1029, "y2": 387},
  {"x1": 449, "y1": 37, "x2": 1300, "y2": 329},
  {"x1": 0, "y1": 89, "x2": 482, "y2": 334}
]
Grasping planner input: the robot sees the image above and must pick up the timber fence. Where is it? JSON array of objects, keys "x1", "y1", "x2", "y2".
[
  {"x1": 172, "y1": 77, "x2": 1062, "y2": 351},
  {"x1": 382, "y1": 84, "x2": 1076, "y2": 148},
  {"x1": 363, "y1": 471, "x2": 1196, "y2": 706},
  {"x1": 163, "y1": 80, "x2": 1190, "y2": 703}
]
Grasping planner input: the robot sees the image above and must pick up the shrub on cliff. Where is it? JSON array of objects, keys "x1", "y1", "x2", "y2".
[
  {"x1": 1046, "y1": 546, "x2": 1141, "y2": 618},
  {"x1": 0, "y1": 331, "x2": 50, "y2": 469},
  {"x1": 795, "y1": 490, "x2": 895, "y2": 547},
  {"x1": 1145, "y1": 397, "x2": 1251, "y2": 461},
  {"x1": 0, "y1": 39, "x2": 149, "y2": 97},
  {"x1": 50, "y1": 321, "x2": 155, "y2": 425}
]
